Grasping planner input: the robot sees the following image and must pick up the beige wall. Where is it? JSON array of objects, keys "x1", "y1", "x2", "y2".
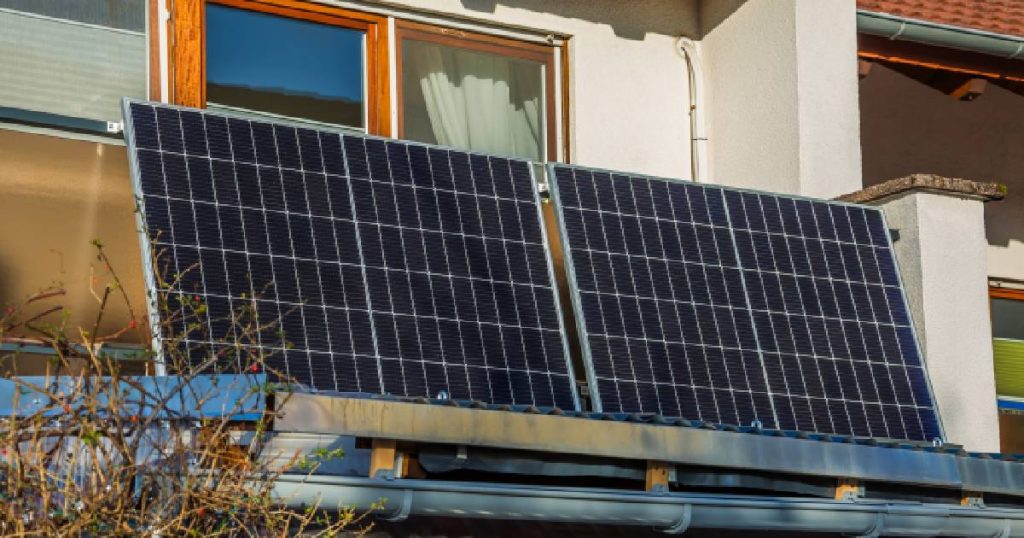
[
  {"x1": 700, "y1": 0, "x2": 863, "y2": 197},
  {"x1": 0, "y1": 130, "x2": 146, "y2": 342},
  {"x1": 860, "y1": 63, "x2": 1024, "y2": 282},
  {"x1": 388, "y1": 0, "x2": 866, "y2": 193},
  {"x1": 876, "y1": 191, "x2": 1000, "y2": 451},
  {"x1": 387, "y1": 0, "x2": 699, "y2": 180}
]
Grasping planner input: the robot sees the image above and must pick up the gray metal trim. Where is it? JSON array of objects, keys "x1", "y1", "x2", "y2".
[
  {"x1": 272, "y1": 394, "x2": 986, "y2": 491},
  {"x1": 959, "y1": 456, "x2": 1024, "y2": 497},
  {"x1": 2, "y1": 106, "x2": 117, "y2": 136},
  {"x1": 530, "y1": 165, "x2": 582, "y2": 411},
  {"x1": 121, "y1": 98, "x2": 166, "y2": 373},
  {"x1": 545, "y1": 163, "x2": 603, "y2": 412}
]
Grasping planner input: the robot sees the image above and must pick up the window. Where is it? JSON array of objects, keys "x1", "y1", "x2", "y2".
[
  {"x1": 205, "y1": 3, "x2": 366, "y2": 128},
  {"x1": 0, "y1": 0, "x2": 147, "y2": 132},
  {"x1": 172, "y1": 2, "x2": 567, "y2": 158},
  {"x1": 173, "y1": 0, "x2": 390, "y2": 135},
  {"x1": 396, "y1": 21, "x2": 557, "y2": 161},
  {"x1": 992, "y1": 288, "x2": 1024, "y2": 399},
  {"x1": 991, "y1": 287, "x2": 1024, "y2": 453}
]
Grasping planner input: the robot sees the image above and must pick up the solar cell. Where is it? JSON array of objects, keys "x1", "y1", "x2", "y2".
[
  {"x1": 549, "y1": 163, "x2": 942, "y2": 441},
  {"x1": 123, "y1": 100, "x2": 578, "y2": 410}
]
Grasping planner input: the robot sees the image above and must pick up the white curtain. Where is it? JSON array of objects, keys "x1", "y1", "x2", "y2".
[{"x1": 404, "y1": 40, "x2": 544, "y2": 161}]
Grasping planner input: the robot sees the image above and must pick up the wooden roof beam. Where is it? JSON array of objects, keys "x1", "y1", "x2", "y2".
[
  {"x1": 876, "y1": 60, "x2": 988, "y2": 101},
  {"x1": 949, "y1": 78, "x2": 988, "y2": 101}
]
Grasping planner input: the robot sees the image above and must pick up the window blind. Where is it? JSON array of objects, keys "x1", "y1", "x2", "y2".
[
  {"x1": 0, "y1": 4, "x2": 146, "y2": 125},
  {"x1": 994, "y1": 338, "x2": 1024, "y2": 399}
]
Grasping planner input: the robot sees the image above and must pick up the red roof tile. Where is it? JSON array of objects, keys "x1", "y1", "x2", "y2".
[{"x1": 858, "y1": 0, "x2": 1024, "y2": 38}]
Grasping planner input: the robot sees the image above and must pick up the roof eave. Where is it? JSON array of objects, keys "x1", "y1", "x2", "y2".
[{"x1": 857, "y1": 9, "x2": 1024, "y2": 59}]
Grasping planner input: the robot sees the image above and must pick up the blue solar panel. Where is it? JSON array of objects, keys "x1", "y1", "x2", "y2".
[
  {"x1": 123, "y1": 100, "x2": 579, "y2": 410},
  {"x1": 549, "y1": 163, "x2": 941, "y2": 441}
]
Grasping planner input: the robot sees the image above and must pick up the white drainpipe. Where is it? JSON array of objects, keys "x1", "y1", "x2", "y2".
[{"x1": 676, "y1": 37, "x2": 709, "y2": 184}]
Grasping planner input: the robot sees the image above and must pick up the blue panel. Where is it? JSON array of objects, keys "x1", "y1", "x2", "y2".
[
  {"x1": 551, "y1": 163, "x2": 942, "y2": 441},
  {"x1": 124, "y1": 100, "x2": 578, "y2": 410}
]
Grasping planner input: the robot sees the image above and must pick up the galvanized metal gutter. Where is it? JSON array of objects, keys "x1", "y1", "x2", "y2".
[
  {"x1": 857, "y1": 10, "x2": 1024, "y2": 59},
  {"x1": 272, "y1": 475, "x2": 1024, "y2": 536},
  {"x1": 273, "y1": 393, "x2": 1024, "y2": 497}
]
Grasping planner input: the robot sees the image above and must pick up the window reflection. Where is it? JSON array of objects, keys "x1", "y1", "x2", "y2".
[{"x1": 206, "y1": 3, "x2": 365, "y2": 128}]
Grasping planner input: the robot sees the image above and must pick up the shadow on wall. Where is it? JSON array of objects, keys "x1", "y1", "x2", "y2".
[
  {"x1": 697, "y1": 0, "x2": 746, "y2": 39},
  {"x1": 858, "y1": 63, "x2": 1024, "y2": 252},
  {"x1": 454, "y1": 0, "x2": 709, "y2": 39}
]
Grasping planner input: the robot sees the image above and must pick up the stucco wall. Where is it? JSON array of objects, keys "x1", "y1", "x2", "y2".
[
  {"x1": 876, "y1": 192, "x2": 1000, "y2": 451},
  {"x1": 700, "y1": 0, "x2": 863, "y2": 197},
  {"x1": 860, "y1": 63, "x2": 1024, "y2": 282},
  {"x1": 386, "y1": 0, "x2": 699, "y2": 180},
  {"x1": 0, "y1": 130, "x2": 146, "y2": 341}
]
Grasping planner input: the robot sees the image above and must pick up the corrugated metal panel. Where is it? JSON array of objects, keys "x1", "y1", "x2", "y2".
[
  {"x1": 0, "y1": 9, "x2": 145, "y2": 123},
  {"x1": 995, "y1": 338, "x2": 1024, "y2": 399}
]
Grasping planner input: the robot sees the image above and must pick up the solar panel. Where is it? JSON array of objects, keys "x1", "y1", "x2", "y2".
[
  {"x1": 122, "y1": 100, "x2": 579, "y2": 410},
  {"x1": 549, "y1": 163, "x2": 942, "y2": 441}
]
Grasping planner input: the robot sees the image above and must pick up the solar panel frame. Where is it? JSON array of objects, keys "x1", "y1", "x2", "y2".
[
  {"x1": 123, "y1": 101, "x2": 171, "y2": 375},
  {"x1": 122, "y1": 98, "x2": 581, "y2": 411},
  {"x1": 547, "y1": 162, "x2": 945, "y2": 441}
]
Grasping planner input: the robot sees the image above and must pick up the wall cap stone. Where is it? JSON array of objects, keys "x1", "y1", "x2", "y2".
[{"x1": 835, "y1": 174, "x2": 1006, "y2": 204}]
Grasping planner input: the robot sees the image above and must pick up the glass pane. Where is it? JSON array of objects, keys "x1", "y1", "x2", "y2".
[
  {"x1": 402, "y1": 38, "x2": 546, "y2": 161},
  {"x1": 993, "y1": 297, "x2": 1024, "y2": 340},
  {"x1": 206, "y1": 4, "x2": 365, "y2": 128}
]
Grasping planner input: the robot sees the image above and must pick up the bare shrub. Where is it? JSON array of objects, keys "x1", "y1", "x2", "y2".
[{"x1": 0, "y1": 242, "x2": 374, "y2": 536}]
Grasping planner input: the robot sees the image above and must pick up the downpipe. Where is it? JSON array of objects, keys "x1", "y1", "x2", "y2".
[
  {"x1": 272, "y1": 475, "x2": 1024, "y2": 536},
  {"x1": 675, "y1": 37, "x2": 708, "y2": 184}
]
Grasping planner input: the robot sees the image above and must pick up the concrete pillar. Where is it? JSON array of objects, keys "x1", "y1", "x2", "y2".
[
  {"x1": 699, "y1": 0, "x2": 862, "y2": 198},
  {"x1": 839, "y1": 175, "x2": 1006, "y2": 451}
]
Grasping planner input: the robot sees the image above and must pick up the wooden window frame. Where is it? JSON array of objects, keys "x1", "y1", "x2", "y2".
[
  {"x1": 170, "y1": 0, "x2": 391, "y2": 136},
  {"x1": 992, "y1": 287, "x2": 1024, "y2": 302},
  {"x1": 149, "y1": 0, "x2": 162, "y2": 101},
  {"x1": 394, "y1": 19, "x2": 565, "y2": 162}
]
